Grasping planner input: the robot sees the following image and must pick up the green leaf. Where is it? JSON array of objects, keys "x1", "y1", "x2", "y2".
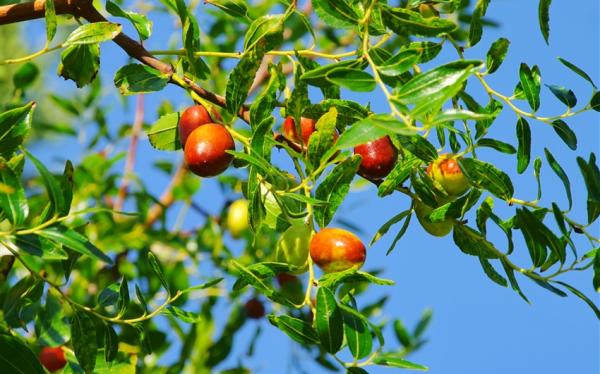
[
  {"x1": 343, "y1": 310, "x2": 372, "y2": 360},
  {"x1": 244, "y1": 14, "x2": 284, "y2": 51},
  {"x1": 13, "y1": 62, "x2": 39, "y2": 90},
  {"x1": 386, "y1": 212, "x2": 413, "y2": 255},
  {"x1": 377, "y1": 49, "x2": 421, "y2": 77},
  {"x1": 0, "y1": 102, "x2": 34, "y2": 150},
  {"x1": 486, "y1": 37, "x2": 510, "y2": 74},
  {"x1": 414, "y1": 308, "x2": 433, "y2": 338},
  {"x1": 98, "y1": 283, "x2": 119, "y2": 307},
  {"x1": 118, "y1": 276, "x2": 130, "y2": 316},
  {"x1": 373, "y1": 354, "x2": 428, "y2": 371},
  {"x1": 147, "y1": 251, "x2": 171, "y2": 295},
  {"x1": 0, "y1": 160, "x2": 28, "y2": 225},
  {"x1": 479, "y1": 257, "x2": 508, "y2": 287},
  {"x1": 516, "y1": 117, "x2": 531, "y2": 174},
  {"x1": 268, "y1": 315, "x2": 320, "y2": 345},
  {"x1": 327, "y1": 68, "x2": 376, "y2": 92},
  {"x1": 519, "y1": 63, "x2": 541, "y2": 111},
  {"x1": 378, "y1": 155, "x2": 422, "y2": 197},
  {"x1": 23, "y1": 149, "x2": 67, "y2": 216},
  {"x1": 319, "y1": 269, "x2": 394, "y2": 289},
  {"x1": 554, "y1": 281, "x2": 600, "y2": 319},
  {"x1": 370, "y1": 210, "x2": 411, "y2": 246},
  {"x1": 60, "y1": 160, "x2": 73, "y2": 217},
  {"x1": 147, "y1": 112, "x2": 181, "y2": 151},
  {"x1": 396, "y1": 135, "x2": 439, "y2": 163},
  {"x1": 516, "y1": 207, "x2": 565, "y2": 266},
  {"x1": 0, "y1": 334, "x2": 45, "y2": 374},
  {"x1": 39, "y1": 294, "x2": 70, "y2": 346},
  {"x1": 301, "y1": 60, "x2": 366, "y2": 88},
  {"x1": 557, "y1": 57, "x2": 596, "y2": 88},
  {"x1": 226, "y1": 47, "x2": 264, "y2": 115},
  {"x1": 394, "y1": 60, "x2": 482, "y2": 116},
  {"x1": 205, "y1": 0, "x2": 249, "y2": 19},
  {"x1": 307, "y1": 107, "x2": 338, "y2": 168},
  {"x1": 593, "y1": 250, "x2": 600, "y2": 292},
  {"x1": 393, "y1": 319, "x2": 412, "y2": 347},
  {"x1": 38, "y1": 227, "x2": 113, "y2": 264},
  {"x1": 550, "y1": 119, "x2": 577, "y2": 150},
  {"x1": 382, "y1": 5, "x2": 457, "y2": 37},
  {"x1": 546, "y1": 84, "x2": 576, "y2": 108},
  {"x1": 71, "y1": 311, "x2": 98, "y2": 373},
  {"x1": 114, "y1": 64, "x2": 169, "y2": 95},
  {"x1": 58, "y1": 43, "x2": 101, "y2": 88},
  {"x1": 163, "y1": 305, "x2": 202, "y2": 323},
  {"x1": 45, "y1": 0, "x2": 56, "y2": 43},
  {"x1": 106, "y1": 0, "x2": 153, "y2": 40},
  {"x1": 544, "y1": 148, "x2": 572, "y2": 208},
  {"x1": 469, "y1": 0, "x2": 491, "y2": 46},
  {"x1": 577, "y1": 154, "x2": 600, "y2": 223},
  {"x1": 476, "y1": 138, "x2": 516, "y2": 154},
  {"x1": 64, "y1": 22, "x2": 122, "y2": 46},
  {"x1": 313, "y1": 0, "x2": 359, "y2": 28},
  {"x1": 590, "y1": 91, "x2": 600, "y2": 112},
  {"x1": 104, "y1": 324, "x2": 118, "y2": 363},
  {"x1": 303, "y1": 100, "x2": 370, "y2": 128},
  {"x1": 250, "y1": 64, "x2": 282, "y2": 127},
  {"x1": 459, "y1": 158, "x2": 514, "y2": 200},
  {"x1": 315, "y1": 287, "x2": 343, "y2": 354},
  {"x1": 453, "y1": 224, "x2": 500, "y2": 259},
  {"x1": 315, "y1": 155, "x2": 361, "y2": 228},
  {"x1": 501, "y1": 258, "x2": 530, "y2": 303},
  {"x1": 538, "y1": 0, "x2": 552, "y2": 44},
  {"x1": 431, "y1": 109, "x2": 495, "y2": 125},
  {"x1": 335, "y1": 114, "x2": 415, "y2": 150}
]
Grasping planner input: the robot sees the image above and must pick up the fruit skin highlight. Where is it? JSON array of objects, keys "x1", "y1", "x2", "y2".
[
  {"x1": 354, "y1": 136, "x2": 398, "y2": 180},
  {"x1": 427, "y1": 154, "x2": 470, "y2": 196},
  {"x1": 227, "y1": 199, "x2": 249, "y2": 238},
  {"x1": 245, "y1": 298, "x2": 265, "y2": 319},
  {"x1": 275, "y1": 221, "x2": 311, "y2": 274},
  {"x1": 179, "y1": 105, "x2": 221, "y2": 147},
  {"x1": 309, "y1": 228, "x2": 366, "y2": 273},
  {"x1": 414, "y1": 200, "x2": 454, "y2": 237},
  {"x1": 39, "y1": 347, "x2": 67, "y2": 372},
  {"x1": 184, "y1": 123, "x2": 235, "y2": 177}
]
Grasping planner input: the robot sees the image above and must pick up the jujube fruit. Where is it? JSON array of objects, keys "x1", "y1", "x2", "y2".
[
  {"x1": 309, "y1": 228, "x2": 366, "y2": 273},
  {"x1": 427, "y1": 154, "x2": 470, "y2": 196},
  {"x1": 179, "y1": 105, "x2": 222, "y2": 147},
  {"x1": 244, "y1": 298, "x2": 265, "y2": 319},
  {"x1": 282, "y1": 116, "x2": 338, "y2": 148},
  {"x1": 414, "y1": 200, "x2": 453, "y2": 237},
  {"x1": 184, "y1": 123, "x2": 235, "y2": 177},
  {"x1": 275, "y1": 221, "x2": 311, "y2": 274},
  {"x1": 354, "y1": 136, "x2": 398, "y2": 179},
  {"x1": 282, "y1": 116, "x2": 316, "y2": 145},
  {"x1": 39, "y1": 347, "x2": 67, "y2": 372},
  {"x1": 227, "y1": 199, "x2": 249, "y2": 238}
]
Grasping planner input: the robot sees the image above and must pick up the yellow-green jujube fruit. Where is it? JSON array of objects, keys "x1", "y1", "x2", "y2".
[
  {"x1": 275, "y1": 221, "x2": 311, "y2": 274},
  {"x1": 414, "y1": 200, "x2": 453, "y2": 237},
  {"x1": 426, "y1": 154, "x2": 470, "y2": 196},
  {"x1": 226, "y1": 199, "x2": 249, "y2": 238}
]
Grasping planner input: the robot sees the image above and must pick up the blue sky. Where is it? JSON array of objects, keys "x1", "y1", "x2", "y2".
[{"x1": 18, "y1": 0, "x2": 600, "y2": 373}]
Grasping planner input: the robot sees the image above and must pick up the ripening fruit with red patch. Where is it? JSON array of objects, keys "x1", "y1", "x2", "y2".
[
  {"x1": 354, "y1": 136, "x2": 398, "y2": 179},
  {"x1": 309, "y1": 228, "x2": 366, "y2": 273},
  {"x1": 427, "y1": 154, "x2": 470, "y2": 196},
  {"x1": 179, "y1": 105, "x2": 222, "y2": 147},
  {"x1": 184, "y1": 123, "x2": 235, "y2": 177},
  {"x1": 244, "y1": 298, "x2": 265, "y2": 319},
  {"x1": 39, "y1": 347, "x2": 67, "y2": 372},
  {"x1": 282, "y1": 116, "x2": 316, "y2": 145},
  {"x1": 414, "y1": 200, "x2": 453, "y2": 237}
]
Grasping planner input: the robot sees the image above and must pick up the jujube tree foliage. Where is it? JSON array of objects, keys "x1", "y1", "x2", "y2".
[{"x1": 0, "y1": 0, "x2": 599, "y2": 373}]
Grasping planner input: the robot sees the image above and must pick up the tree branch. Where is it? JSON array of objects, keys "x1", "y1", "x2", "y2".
[{"x1": 0, "y1": 0, "x2": 251, "y2": 123}]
